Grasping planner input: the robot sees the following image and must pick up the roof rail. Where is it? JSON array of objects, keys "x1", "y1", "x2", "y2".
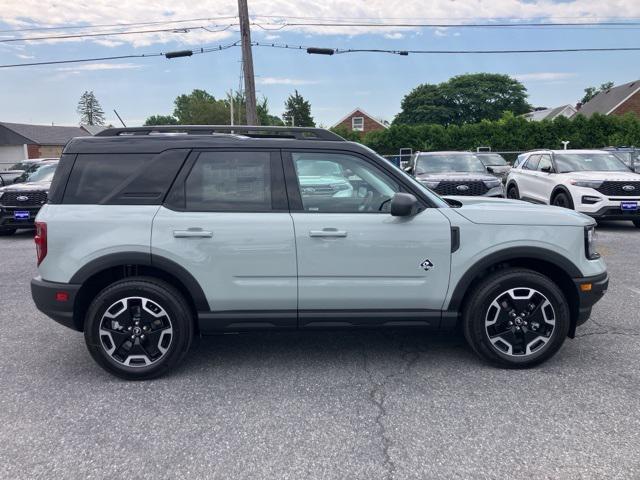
[{"x1": 95, "y1": 125, "x2": 345, "y2": 141}]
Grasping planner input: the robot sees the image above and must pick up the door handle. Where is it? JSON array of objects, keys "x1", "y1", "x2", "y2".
[
  {"x1": 173, "y1": 228, "x2": 213, "y2": 238},
  {"x1": 309, "y1": 228, "x2": 348, "y2": 238}
]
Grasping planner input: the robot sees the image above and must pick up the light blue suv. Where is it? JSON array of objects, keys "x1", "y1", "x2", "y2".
[{"x1": 30, "y1": 126, "x2": 608, "y2": 379}]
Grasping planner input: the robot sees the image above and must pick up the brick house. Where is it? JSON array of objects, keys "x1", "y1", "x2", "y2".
[
  {"x1": 332, "y1": 108, "x2": 388, "y2": 135},
  {"x1": 578, "y1": 79, "x2": 640, "y2": 118},
  {"x1": 0, "y1": 122, "x2": 90, "y2": 163}
]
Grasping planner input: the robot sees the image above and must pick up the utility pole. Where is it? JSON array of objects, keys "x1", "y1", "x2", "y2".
[
  {"x1": 228, "y1": 90, "x2": 235, "y2": 126},
  {"x1": 238, "y1": 0, "x2": 258, "y2": 125}
]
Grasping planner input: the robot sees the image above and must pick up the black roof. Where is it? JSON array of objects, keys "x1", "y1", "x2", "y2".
[
  {"x1": 0, "y1": 122, "x2": 90, "y2": 146},
  {"x1": 65, "y1": 126, "x2": 356, "y2": 155}
]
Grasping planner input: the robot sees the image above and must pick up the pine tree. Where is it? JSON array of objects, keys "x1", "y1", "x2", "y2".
[
  {"x1": 77, "y1": 91, "x2": 106, "y2": 126},
  {"x1": 282, "y1": 90, "x2": 315, "y2": 127}
]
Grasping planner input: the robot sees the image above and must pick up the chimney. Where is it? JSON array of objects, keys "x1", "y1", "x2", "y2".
[{"x1": 576, "y1": 102, "x2": 583, "y2": 111}]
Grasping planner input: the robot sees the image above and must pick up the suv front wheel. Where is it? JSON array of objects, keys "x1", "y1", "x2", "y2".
[
  {"x1": 463, "y1": 268, "x2": 570, "y2": 368},
  {"x1": 84, "y1": 277, "x2": 194, "y2": 380}
]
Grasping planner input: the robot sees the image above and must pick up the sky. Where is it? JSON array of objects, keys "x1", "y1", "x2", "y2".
[{"x1": 2, "y1": 0, "x2": 640, "y2": 127}]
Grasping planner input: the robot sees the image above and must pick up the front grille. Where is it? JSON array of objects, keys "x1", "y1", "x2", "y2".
[
  {"x1": 434, "y1": 181, "x2": 489, "y2": 196},
  {"x1": 595, "y1": 181, "x2": 640, "y2": 197},
  {"x1": 0, "y1": 191, "x2": 48, "y2": 206}
]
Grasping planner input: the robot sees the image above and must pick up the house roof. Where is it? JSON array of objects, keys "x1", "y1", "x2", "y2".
[
  {"x1": 578, "y1": 80, "x2": 640, "y2": 117},
  {"x1": 0, "y1": 122, "x2": 90, "y2": 145},
  {"x1": 524, "y1": 104, "x2": 576, "y2": 121},
  {"x1": 80, "y1": 124, "x2": 108, "y2": 135},
  {"x1": 332, "y1": 108, "x2": 389, "y2": 129}
]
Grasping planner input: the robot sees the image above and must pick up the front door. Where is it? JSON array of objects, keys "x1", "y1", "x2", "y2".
[
  {"x1": 152, "y1": 150, "x2": 297, "y2": 329},
  {"x1": 285, "y1": 150, "x2": 452, "y2": 327}
]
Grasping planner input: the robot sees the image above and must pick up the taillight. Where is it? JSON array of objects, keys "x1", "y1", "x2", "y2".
[{"x1": 35, "y1": 221, "x2": 47, "y2": 266}]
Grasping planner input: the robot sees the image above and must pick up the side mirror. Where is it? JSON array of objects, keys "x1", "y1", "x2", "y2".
[
  {"x1": 540, "y1": 165, "x2": 554, "y2": 173},
  {"x1": 390, "y1": 192, "x2": 419, "y2": 217},
  {"x1": 486, "y1": 166, "x2": 495, "y2": 173}
]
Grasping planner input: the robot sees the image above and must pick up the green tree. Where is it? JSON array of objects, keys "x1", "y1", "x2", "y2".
[
  {"x1": 394, "y1": 73, "x2": 531, "y2": 126},
  {"x1": 282, "y1": 90, "x2": 315, "y2": 127},
  {"x1": 173, "y1": 89, "x2": 229, "y2": 124},
  {"x1": 144, "y1": 115, "x2": 179, "y2": 126},
  {"x1": 581, "y1": 82, "x2": 615, "y2": 104},
  {"x1": 77, "y1": 91, "x2": 105, "y2": 126}
]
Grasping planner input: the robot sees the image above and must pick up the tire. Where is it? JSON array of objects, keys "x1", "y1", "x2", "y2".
[
  {"x1": 552, "y1": 191, "x2": 574, "y2": 209},
  {"x1": 633, "y1": 220, "x2": 640, "y2": 228},
  {"x1": 0, "y1": 228, "x2": 16, "y2": 236},
  {"x1": 84, "y1": 277, "x2": 194, "y2": 380},
  {"x1": 462, "y1": 268, "x2": 570, "y2": 368},
  {"x1": 506, "y1": 184, "x2": 519, "y2": 199}
]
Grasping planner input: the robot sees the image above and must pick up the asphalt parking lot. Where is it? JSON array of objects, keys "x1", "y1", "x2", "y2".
[{"x1": 1, "y1": 224, "x2": 639, "y2": 480}]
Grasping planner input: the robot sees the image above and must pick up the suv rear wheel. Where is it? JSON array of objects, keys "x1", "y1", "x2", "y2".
[
  {"x1": 84, "y1": 277, "x2": 194, "y2": 380},
  {"x1": 462, "y1": 268, "x2": 570, "y2": 368}
]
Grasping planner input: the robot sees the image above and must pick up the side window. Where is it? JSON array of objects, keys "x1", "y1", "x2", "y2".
[
  {"x1": 537, "y1": 155, "x2": 553, "y2": 172},
  {"x1": 292, "y1": 152, "x2": 400, "y2": 213},
  {"x1": 184, "y1": 151, "x2": 273, "y2": 211},
  {"x1": 352, "y1": 117, "x2": 365, "y2": 132},
  {"x1": 64, "y1": 153, "x2": 153, "y2": 204},
  {"x1": 523, "y1": 154, "x2": 541, "y2": 171}
]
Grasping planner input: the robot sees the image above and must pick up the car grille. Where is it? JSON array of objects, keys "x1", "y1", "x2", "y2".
[
  {"x1": 595, "y1": 181, "x2": 640, "y2": 197},
  {"x1": 434, "y1": 181, "x2": 489, "y2": 196},
  {"x1": 0, "y1": 191, "x2": 48, "y2": 206},
  {"x1": 300, "y1": 185, "x2": 341, "y2": 196}
]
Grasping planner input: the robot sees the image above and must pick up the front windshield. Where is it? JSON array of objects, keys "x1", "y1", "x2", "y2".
[
  {"x1": 416, "y1": 153, "x2": 487, "y2": 174},
  {"x1": 23, "y1": 163, "x2": 57, "y2": 183},
  {"x1": 296, "y1": 159, "x2": 342, "y2": 176},
  {"x1": 478, "y1": 154, "x2": 508, "y2": 166},
  {"x1": 554, "y1": 153, "x2": 630, "y2": 173}
]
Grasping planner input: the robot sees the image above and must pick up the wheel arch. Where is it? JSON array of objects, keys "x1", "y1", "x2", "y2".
[
  {"x1": 70, "y1": 252, "x2": 208, "y2": 331},
  {"x1": 447, "y1": 247, "x2": 582, "y2": 337},
  {"x1": 550, "y1": 185, "x2": 575, "y2": 207}
]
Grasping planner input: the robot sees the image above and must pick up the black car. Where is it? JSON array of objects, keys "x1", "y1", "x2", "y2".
[
  {"x1": 476, "y1": 152, "x2": 512, "y2": 183},
  {"x1": 407, "y1": 152, "x2": 504, "y2": 197},
  {"x1": 0, "y1": 158, "x2": 58, "y2": 186},
  {"x1": 0, "y1": 160, "x2": 58, "y2": 235}
]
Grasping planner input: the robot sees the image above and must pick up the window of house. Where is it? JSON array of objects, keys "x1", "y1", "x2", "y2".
[{"x1": 352, "y1": 117, "x2": 365, "y2": 132}]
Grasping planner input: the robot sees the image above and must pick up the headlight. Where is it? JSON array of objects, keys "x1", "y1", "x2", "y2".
[
  {"x1": 570, "y1": 180, "x2": 603, "y2": 189},
  {"x1": 483, "y1": 179, "x2": 502, "y2": 189},
  {"x1": 420, "y1": 180, "x2": 440, "y2": 189},
  {"x1": 585, "y1": 225, "x2": 600, "y2": 260}
]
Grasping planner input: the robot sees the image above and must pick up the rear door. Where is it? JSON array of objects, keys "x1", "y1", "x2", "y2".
[
  {"x1": 284, "y1": 150, "x2": 452, "y2": 328},
  {"x1": 152, "y1": 149, "x2": 297, "y2": 328}
]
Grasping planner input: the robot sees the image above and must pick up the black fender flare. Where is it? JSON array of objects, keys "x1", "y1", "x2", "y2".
[
  {"x1": 69, "y1": 252, "x2": 209, "y2": 311},
  {"x1": 446, "y1": 246, "x2": 582, "y2": 312}
]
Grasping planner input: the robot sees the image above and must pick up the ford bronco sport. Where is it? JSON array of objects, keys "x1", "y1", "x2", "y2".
[{"x1": 31, "y1": 126, "x2": 608, "y2": 379}]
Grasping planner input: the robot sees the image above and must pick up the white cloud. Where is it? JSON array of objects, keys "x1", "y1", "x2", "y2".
[
  {"x1": 434, "y1": 28, "x2": 449, "y2": 37},
  {"x1": 2, "y1": 0, "x2": 640, "y2": 47},
  {"x1": 16, "y1": 53, "x2": 35, "y2": 59},
  {"x1": 56, "y1": 62, "x2": 144, "y2": 72},
  {"x1": 513, "y1": 72, "x2": 577, "y2": 82},
  {"x1": 257, "y1": 76, "x2": 319, "y2": 86},
  {"x1": 384, "y1": 32, "x2": 404, "y2": 40},
  {"x1": 264, "y1": 34, "x2": 280, "y2": 40}
]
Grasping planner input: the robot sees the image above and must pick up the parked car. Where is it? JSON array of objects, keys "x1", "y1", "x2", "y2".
[
  {"x1": 506, "y1": 149, "x2": 640, "y2": 227},
  {"x1": 603, "y1": 147, "x2": 640, "y2": 173},
  {"x1": 0, "y1": 158, "x2": 58, "y2": 186},
  {"x1": 477, "y1": 153, "x2": 512, "y2": 183},
  {"x1": 295, "y1": 157, "x2": 354, "y2": 199},
  {"x1": 0, "y1": 160, "x2": 58, "y2": 235},
  {"x1": 31, "y1": 126, "x2": 606, "y2": 379},
  {"x1": 407, "y1": 152, "x2": 504, "y2": 197}
]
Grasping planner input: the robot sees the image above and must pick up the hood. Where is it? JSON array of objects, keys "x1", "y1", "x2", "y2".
[
  {"x1": 0, "y1": 180, "x2": 51, "y2": 193},
  {"x1": 298, "y1": 175, "x2": 349, "y2": 185},
  {"x1": 445, "y1": 196, "x2": 594, "y2": 227},
  {"x1": 561, "y1": 170, "x2": 640, "y2": 182},
  {"x1": 415, "y1": 172, "x2": 497, "y2": 182}
]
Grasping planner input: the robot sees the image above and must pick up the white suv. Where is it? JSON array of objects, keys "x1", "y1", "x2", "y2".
[{"x1": 506, "y1": 149, "x2": 640, "y2": 227}]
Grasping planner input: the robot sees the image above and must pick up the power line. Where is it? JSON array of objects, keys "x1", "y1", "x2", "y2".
[
  {"x1": 255, "y1": 20, "x2": 640, "y2": 29},
  {"x1": 0, "y1": 24, "x2": 238, "y2": 43},
  {"x1": 0, "y1": 41, "x2": 240, "y2": 68},
  {"x1": 0, "y1": 16, "x2": 238, "y2": 34},
  {"x1": 252, "y1": 41, "x2": 640, "y2": 55}
]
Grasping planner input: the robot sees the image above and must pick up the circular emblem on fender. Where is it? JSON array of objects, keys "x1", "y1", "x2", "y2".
[
  {"x1": 16, "y1": 195, "x2": 29, "y2": 202},
  {"x1": 456, "y1": 185, "x2": 470, "y2": 191},
  {"x1": 622, "y1": 185, "x2": 636, "y2": 192}
]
